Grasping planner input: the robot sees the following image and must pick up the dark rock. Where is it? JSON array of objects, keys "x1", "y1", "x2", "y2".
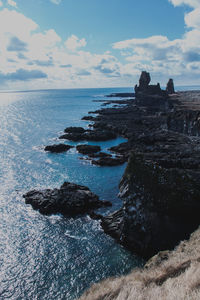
[
  {"x1": 139, "y1": 71, "x2": 151, "y2": 89},
  {"x1": 106, "y1": 93, "x2": 135, "y2": 98},
  {"x1": 166, "y1": 79, "x2": 175, "y2": 94},
  {"x1": 44, "y1": 144, "x2": 73, "y2": 153},
  {"x1": 102, "y1": 152, "x2": 200, "y2": 258},
  {"x1": 89, "y1": 212, "x2": 103, "y2": 220},
  {"x1": 64, "y1": 127, "x2": 85, "y2": 134},
  {"x1": 59, "y1": 133, "x2": 85, "y2": 141},
  {"x1": 59, "y1": 129, "x2": 117, "y2": 142},
  {"x1": 135, "y1": 71, "x2": 167, "y2": 99},
  {"x1": 88, "y1": 152, "x2": 112, "y2": 158},
  {"x1": 92, "y1": 156, "x2": 126, "y2": 166},
  {"x1": 101, "y1": 209, "x2": 124, "y2": 240},
  {"x1": 109, "y1": 142, "x2": 131, "y2": 154},
  {"x1": 81, "y1": 116, "x2": 96, "y2": 121},
  {"x1": 23, "y1": 182, "x2": 112, "y2": 216},
  {"x1": 76, "y1": 144, "x2": 101, "y2": 154}
]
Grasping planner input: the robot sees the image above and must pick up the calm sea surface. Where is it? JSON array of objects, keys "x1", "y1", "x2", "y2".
[{"x1": 0, "y1": 87, "x2": 145, "y2": 300}]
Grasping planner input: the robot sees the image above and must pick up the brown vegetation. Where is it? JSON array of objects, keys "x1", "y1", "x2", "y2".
[{"x1": 79, "y1": 227, "x2": 200, "y2": 300}]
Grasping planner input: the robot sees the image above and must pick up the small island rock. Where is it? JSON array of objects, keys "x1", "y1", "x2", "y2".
[
  {"x1": 44, "y1": 144, "x2": 73, "y2": 153},
  {"x1": 23, "y1": 182, "x2": 111, "y2": 215}
]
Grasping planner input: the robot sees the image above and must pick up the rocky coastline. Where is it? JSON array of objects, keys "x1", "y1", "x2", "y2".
[
  {"x1": 26, "y1": 71, "x2": 200, "y2": 262},
  {"x1": 78, "y1": 73, "x2": 200, "y2": 299}
]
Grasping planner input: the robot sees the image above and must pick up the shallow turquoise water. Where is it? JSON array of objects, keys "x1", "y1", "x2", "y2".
[{"x1": 0, "y1": 87, "x2": 143, "y2": 300}]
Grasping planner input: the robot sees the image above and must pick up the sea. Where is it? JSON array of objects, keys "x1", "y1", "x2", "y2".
[{"x1": 0, "y1": 87, "x2": 144, "y2": 300}]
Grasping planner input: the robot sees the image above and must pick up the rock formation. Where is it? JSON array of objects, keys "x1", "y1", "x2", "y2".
[
  {"x1": 59, "y1": 127, "x2": 117, "y2": 141},
  {"x1": 82, "y1": 72, "x2": 200, "y2": 259},
  {"x1": 44, "y1": 144, "x2": 73, "y2": 153},
  {"x1": 134, "y1": 71, "x2": 165, "y2": 98},
  {"x1": 23, "y1": 182, "x2": 111, "y2": 216},
  {"x1": 76, "y1": 144, "x2": 101, "y2": 154},
  {"x1": 166, "y1": 78, "x2": 175, "y2": 94}
]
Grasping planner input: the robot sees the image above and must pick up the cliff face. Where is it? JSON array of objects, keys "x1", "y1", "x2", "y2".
[
  {"x1": 79, "y1": 227, "x2": 200, "y2": 300},
  {"x1": 78, "y1": 75, "x2": 200, "y2": 299},
  {"x1": 78, "y1": 74, "x2": 200, "y2": 299},
  {"x1": 100, "y1": 90, "x2": 200, "y2": 258},
  {"x1": 116, "y1": 152, "x2": 200, "y2": 258}
]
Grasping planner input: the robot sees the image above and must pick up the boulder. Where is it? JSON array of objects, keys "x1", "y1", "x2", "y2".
[
  {"x1": 23, "y1": 182, "x2": 112, "y2": 216},
  {"x1": 44, "y1": 144, "x2": 73, "y2": 153},
  {"x1": 76, "y1": 144, "x2": 101, "y2": 154}
]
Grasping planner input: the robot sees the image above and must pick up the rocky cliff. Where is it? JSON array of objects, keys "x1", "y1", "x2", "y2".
[{"x1": 78, "y1": 73, "x2": 200, "y2": 299}]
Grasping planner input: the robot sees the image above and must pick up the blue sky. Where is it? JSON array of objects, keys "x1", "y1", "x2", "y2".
[{"x1": 0, "y1": 0, "x2": 199, "y2": 89}]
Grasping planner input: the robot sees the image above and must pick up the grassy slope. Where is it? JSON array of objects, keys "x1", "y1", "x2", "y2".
[{"x1": 79, "y1": 227, "x2": 200, "y2": 300}]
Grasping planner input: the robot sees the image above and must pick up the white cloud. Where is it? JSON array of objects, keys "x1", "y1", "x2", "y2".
[
  {"x1": 0, "y1": 8, "x2": 125, "y2": 89},
  {"x1": 0, "y1": 1, "x2": 3, "y2": 7},
  {"x1": 0, "y1": 9, "x2": 38, "y2": 41},
  {"x1": 2, "y1": 1, "x2": 200, "y2": 89},
  {"x1": 169, "y1": 0, "x2": 200, "y2": 8},
  {"x1": 7, "y1": 0, "x2": 17, "y2": 7},
  {"x1": 65, "y1": 35, "x2": 87, "y2": 51},
  {"x1": 185, "y1": 8, "x2": 200, "y2": 28}
]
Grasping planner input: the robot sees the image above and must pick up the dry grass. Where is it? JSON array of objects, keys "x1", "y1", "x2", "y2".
[{"x1": 79, "y1": 227, "x2": 200, "y2": 300}]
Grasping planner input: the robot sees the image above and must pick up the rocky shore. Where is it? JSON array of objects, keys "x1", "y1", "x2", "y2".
[
  {"x1": 76, "y1": 72, "x2": 199, "y2": 259},
  {"x1": 78, "y1": 72, "x2": 200, "y2": 299},
  {"x1": 26, "y1": 71, "x2": 200, "y2": 263}
]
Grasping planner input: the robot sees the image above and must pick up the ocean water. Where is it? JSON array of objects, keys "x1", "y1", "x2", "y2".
[{"x1": 0, "y1": 87, "x2": 143, "y2": 300}]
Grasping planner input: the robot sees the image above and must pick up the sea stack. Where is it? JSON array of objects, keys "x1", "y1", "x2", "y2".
[
  {"x1": 166, "y1": 78, "x2": 175, "y2": 94},
  {"x1": 134, "y1": 71, "x2": 165, "y2": 98}
]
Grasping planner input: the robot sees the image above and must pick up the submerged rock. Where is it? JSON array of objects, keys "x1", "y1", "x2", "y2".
[
  {"x1": 44, "y1": 144, "x2": 73, "y2": 153},
  {"x1": 23, "y1": 182, "x2": 111, "y2": 216}
]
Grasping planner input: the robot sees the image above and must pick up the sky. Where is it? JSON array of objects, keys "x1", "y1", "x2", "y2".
[{"x1": 0, "y1": 0, "x2": 200, "y2": 90}]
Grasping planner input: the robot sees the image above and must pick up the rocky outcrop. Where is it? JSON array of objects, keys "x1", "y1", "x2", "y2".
[
  {"x1": 166, "y1": 78, "x2": 175, "y2": 94},
  {"x1": 105, "y1": 151, "x2": 200, "y2": 258},
  {"x1": 23, "y1": 182, "x2": 111, "y2": 216},
  {"x1": 134, "y1": 71, "x2": 166, "y2": 98},
  {"x1": 86, "y1": 73, "x2": 200, "y2": 259},
  {"x1": 92, "y1": 156, "x2": 126, "y2": 167},
  {"x1": 88, "y1": 152, "x2": 112, "y2": 158},
  {"x1": 59, "y1": 128, "x2": 117, "y2": 141},
  {"x1": 64, "y1": 126, "x2": 85, "y2": 134},
  {"x1": 44, "y1": 144, "x2": 73, "y2": 153},
  {"x1": 76, "y1": 144, "x2": 101, "y2": 154}
]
